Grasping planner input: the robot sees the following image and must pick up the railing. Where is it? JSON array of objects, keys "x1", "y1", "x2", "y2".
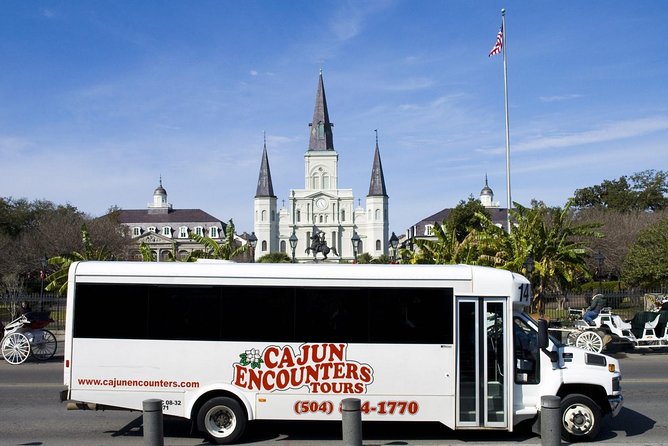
[
  {"x1": 540, "y1": 290, "x2": 666, "y2": 324},
  {"x1": 0, "y1": 293, "x2": 65, "y2": 332}
]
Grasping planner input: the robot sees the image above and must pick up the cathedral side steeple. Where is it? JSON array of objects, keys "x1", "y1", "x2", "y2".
[
  {"x1": 308, "y1": 70, "x2": 334, "y2": 152},
  {"x1": 253, "y1": 134, "x2": 278, "y2": 260},
  {"x1": 255, "y1": 134, "x2": 276, "y2": 198},
  {"x1": 368, "y1": 131, "x2": 388, "y2": 197}
]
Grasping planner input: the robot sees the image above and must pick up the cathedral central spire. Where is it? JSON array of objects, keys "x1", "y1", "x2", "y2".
[{"x1": 308, "y1": 71, "x2": 334, "y2": 151}]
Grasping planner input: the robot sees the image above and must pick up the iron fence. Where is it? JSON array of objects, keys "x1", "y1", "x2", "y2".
[
  {"x1": 1, "y1": 293, "x2": 65, "y2": 332},
  {"x1": 541, "y1": 290, "x2": 666, "y2": 325}
]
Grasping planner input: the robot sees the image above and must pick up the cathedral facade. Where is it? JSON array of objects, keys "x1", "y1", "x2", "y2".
[{"x1": 253, "y1": 72, "x2": 389, "y2": 262}]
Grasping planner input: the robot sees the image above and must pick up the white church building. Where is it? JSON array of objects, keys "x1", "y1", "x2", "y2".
[{"x1": 253, "y1": 72, "x2": 389, "y2": 262}]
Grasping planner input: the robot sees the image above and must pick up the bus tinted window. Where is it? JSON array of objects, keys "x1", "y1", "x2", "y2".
[
  {"x1": 222, "y1": 286, "x2": 295, "y2": 342},
  {"x1": 148, "y1": 286, "x2": 222, "y2": 341},
  {"x1": 74, "y1": 284, "x2": 149, "y2": 339},
  {"x1": 295, "y1": 288, "x2": 368, "y2": 343},
  {"x1": 370, "y1": 288, "x2": 453, "y2": 344},
  {"x1": 73, "y1": 283, "x2": 453, "y2": 344}
]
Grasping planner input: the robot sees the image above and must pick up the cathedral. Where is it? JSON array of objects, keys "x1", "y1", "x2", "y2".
[{"x1": 253, "y1": 72, "x2": 389, "y2": 262}]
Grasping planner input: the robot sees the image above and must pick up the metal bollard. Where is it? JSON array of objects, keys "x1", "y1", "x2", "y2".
[
  {"x1": 143, "y1": 399, "x2": 164, "y2": 446},
  {"x1": 541, "y1": 395, "x2": 562, "y2": 446},
  {"x1": 341, "y1": 398, "x2": 362, "y2": 446}
]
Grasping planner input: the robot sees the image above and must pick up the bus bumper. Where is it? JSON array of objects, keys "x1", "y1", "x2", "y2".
[{"x1": 608, "y1": 395, "x2": 623, "y2": 417}]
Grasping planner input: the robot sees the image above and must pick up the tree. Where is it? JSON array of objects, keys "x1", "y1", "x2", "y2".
[
  {"x1": 45, "y1": 225, "x2": 116, "y2": 295},
  {"x1": 621, "y1": 218, "x2": 668, "y2": 288},
  {"x1": 189, "y1": 219, "x2": 248, "y2": 261},
  {"x1": 573, "y1": 169, "x2": 668, "y2": 212},
  {"x1": 411, "y1": 220, "x2": 478, "y2": 265},
  {"x1": 573, "y1": 208, "x2": 668, "y2": 279},
  {"x1": 258, "y1": 252, "x2": 291, "y2": 263},
  {"x1": 476, "y1": 200, "x2": 602, "y2": 313},
  {"x1": 445, "y1": 197, "x2": 491, "y2": 242}
]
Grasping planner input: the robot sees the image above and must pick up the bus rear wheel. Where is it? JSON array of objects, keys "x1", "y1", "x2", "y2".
[
  {"x1": 197, "y1": 396, "x2": 246, "y2": 445},
  {"x1": 560, "y1": 394, "x2": 601, "y2": 442}
]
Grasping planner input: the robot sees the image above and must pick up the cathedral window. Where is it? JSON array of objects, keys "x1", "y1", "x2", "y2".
[
  {"x1": 280, "y1": 240, "x2": 286, "y2": 253},
  {"x1": 261, "y1": 210, "x2": 267, "y2": 221},
  {"x1": 312, "y1": 174, "x2": 319, "y2": 189},
  {"x1": 322, "y1": 174, "x2": 329, "y2": 189},
  {"x1": 261, "y1": 240, "x2": 267, "y2": 252},
  {"x1": 341, "y1": 209, "x2": 345, "y2": 221},
  {"x1": 271, "y1": 210, "x2": 275, "y2": 221},
  {"x1": 376, "y1": 240, "x2": 381, "y2": 251},
  {"x1": 297, "y1": 210, "x2": 301, "y2": 222},
  {"x1": 375, "y1": 209, "x2": 380, "y2": 220}
]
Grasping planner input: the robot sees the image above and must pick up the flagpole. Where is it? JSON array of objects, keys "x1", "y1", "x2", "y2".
[{"x1": 501, "y1": 8, "x2": 512, "y2": 233}]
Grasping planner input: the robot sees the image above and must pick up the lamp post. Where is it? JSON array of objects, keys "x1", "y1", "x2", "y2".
[
  {"x1": 389, "y1": 232, "x2": 399, "y2": 263},
  {"x1": 289, "y1": 231, "x2": 298, "y2": 263},
  {"x1": 248, "y1": 232, "x2": 258, "y2": 263},
  {"x1": 594, "y1": 251, "x2": 604, "y2": 292},
  {"x1": 351, "y1": 231, "x2": 361, "y2": 263},
  {"x1": 40, "y1": 255, "x2": 48, "y2": 311}
]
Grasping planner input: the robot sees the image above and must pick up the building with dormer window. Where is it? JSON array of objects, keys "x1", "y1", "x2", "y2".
[{"x1": 116, "y1": 179, "x2": 231, "y2": 261}]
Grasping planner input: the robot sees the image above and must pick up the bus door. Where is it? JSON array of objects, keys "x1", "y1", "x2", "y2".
[{"x1": 456, "y1": 297, "x2": 508, "y2": 429}]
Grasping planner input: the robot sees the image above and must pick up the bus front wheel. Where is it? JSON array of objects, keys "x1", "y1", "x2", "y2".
[
  {"x1": 197, "y1": 396, "x2": 247, "y2": 445},
  {"x1": 560, "y1": 394, "x2": 601, "y2": 442}
]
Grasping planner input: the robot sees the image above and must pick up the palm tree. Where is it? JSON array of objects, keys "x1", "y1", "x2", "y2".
[
  {"x1": 411, "y1": 220, "x2": 479, "y2": 265},
  {"x1": 45, "y1": 224, "x2": 115, "y2": 295},
  {"x1": 476, "y1": 200, "x2": 602, "y2": 313},
  {"x1": 189, "y1": 219, "x2": 248, "y2": 261}
]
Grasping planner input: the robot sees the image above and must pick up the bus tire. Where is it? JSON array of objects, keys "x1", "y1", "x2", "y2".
[
  {"x1": 197, "y1": 396, "x2": 246, "y2": 445},
  {"x1": 560, "y1": 394, "x2": 601, "y2": 442}
]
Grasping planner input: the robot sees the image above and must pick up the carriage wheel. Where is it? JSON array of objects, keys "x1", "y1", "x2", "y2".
[
  {"x1": 566, "y1": 330, "x2": 580, "y2": 346},
  {"x1": 1, "y1": 332, "x2": 31, "y2": 364},
  {"x1": 575, "y1": 330, "x2": 604, "y2": 353},
  {"x1": 31, "y1": 330, "x2": 57, "y2": 361}
]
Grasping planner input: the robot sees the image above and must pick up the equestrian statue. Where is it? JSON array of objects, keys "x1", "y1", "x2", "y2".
[{"x1": 305, "y1": 231, "x2": 339, "y2": 261}]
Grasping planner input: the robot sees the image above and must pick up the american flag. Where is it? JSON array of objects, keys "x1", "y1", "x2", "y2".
[{"x1": 488, "y1": 23, "x2": 503, "y2": 57}]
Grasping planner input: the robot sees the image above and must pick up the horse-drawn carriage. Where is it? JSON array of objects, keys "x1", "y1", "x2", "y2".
[
  {"x1": 1, "y1": 311, "x2": 58, "y2": 364},
  {"x1": 556, "y1": 307, "x2": 668, "y2": 353}
]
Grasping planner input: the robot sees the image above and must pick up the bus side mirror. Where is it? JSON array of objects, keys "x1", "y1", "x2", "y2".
[{"x1": 537, "y1": 319, "x2": 549, "y2": 349}]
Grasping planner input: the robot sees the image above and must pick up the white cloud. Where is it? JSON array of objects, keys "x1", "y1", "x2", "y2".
[
  {"x1": 539, "y1": 94, "x2": 583, "y2": 102},
  {"x1": 478, "y1": 115, "x2": 668, "y2": 155}
]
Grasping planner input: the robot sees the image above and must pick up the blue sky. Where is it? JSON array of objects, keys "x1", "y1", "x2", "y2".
[{"x1": 1, "y1": 1, "x2": 666, "y2": 235}]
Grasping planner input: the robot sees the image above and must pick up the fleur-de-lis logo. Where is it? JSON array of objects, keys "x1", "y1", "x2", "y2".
[{"x1": 239, "y1": 348, "x2": 263, "y2": 369}]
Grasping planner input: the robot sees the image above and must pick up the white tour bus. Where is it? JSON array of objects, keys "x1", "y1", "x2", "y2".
[{"x1": 61, "y1": 261, "x2": 622, "y2": 444}]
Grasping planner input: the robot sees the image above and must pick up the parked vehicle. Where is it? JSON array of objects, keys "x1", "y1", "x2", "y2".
[
  {"x1": 61, "y1": 261, "x2": 622, "y2": 443},
  {"x1": 1, "y1": 311, "x2": 58, "y2": 364},
  {"x1": 561, "y1": 307, "x2": 668, "y2": 352}
]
